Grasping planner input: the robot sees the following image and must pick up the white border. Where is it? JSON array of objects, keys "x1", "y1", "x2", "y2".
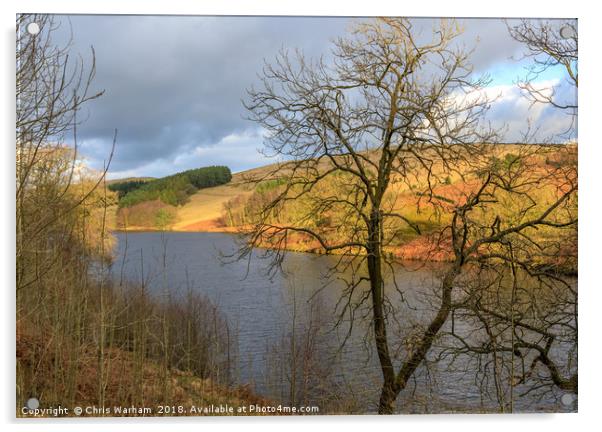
[{"x1": 2, "y1": 1, "x2": 599, "y2": 431}]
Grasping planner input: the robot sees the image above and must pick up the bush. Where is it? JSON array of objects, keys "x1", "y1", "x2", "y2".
[
  {"x1": 155, "y1": 208, "x2": 175, "y2": 229},
  {"x1": 503, "y1": 153, "x2": 521, "y2": 169}
]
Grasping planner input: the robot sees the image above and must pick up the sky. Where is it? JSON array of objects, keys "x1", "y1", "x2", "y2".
[{"x1": 43, "y1": 15, "x2": 576, "y2": 179}]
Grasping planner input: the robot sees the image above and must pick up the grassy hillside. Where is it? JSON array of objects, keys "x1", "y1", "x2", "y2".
[
  {"x1": 118, "y1": 166, "x2": 232, "y2": 208},
  {"x1": 113, "y1": 166, "x2": 233, "y2": 229},
  {"x1": 111, "y1": 144, "x2": 577, "y2": 271},
  {"x1": 172, "y1": 182, "x2": 253, "y2": 230},
  {"x1": 113, "y1": 165, "x2": 272, "y2": 232}
]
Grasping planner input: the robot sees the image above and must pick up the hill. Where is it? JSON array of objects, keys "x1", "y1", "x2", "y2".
[
  {"x1": 113, "y1": 163, "x2": 280, "y2": 232},
  {"x1": 111, "y1": 144, "x2": 577, "y2": 271},
  {"x1": 113, "y1": 166, "x2": 233, "y2": 229}
]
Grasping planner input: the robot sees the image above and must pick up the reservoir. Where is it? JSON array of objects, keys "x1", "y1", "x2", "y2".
[{"x1": 112, "y1": 231, "x2": 575, "y2": 413}]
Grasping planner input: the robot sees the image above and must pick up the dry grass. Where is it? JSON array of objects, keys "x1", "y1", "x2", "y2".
[
  {"x1": 172, "y1": 182, "x2": 253, "y2": 230},
  {"x1": 113, "y1": 165, "x2": 276, "y2": 232}
]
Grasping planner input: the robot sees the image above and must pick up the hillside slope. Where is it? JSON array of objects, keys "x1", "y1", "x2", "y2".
[
  {"x1": 111, "y1": 145, "x2": 577, "y2": 271},
  {"x1": 172, "y1": 163, "x2": 287, "y2": 230},
  {"x1": 114, "y1": 164, "x2": 278, "y2": 232},
  {"x1": 171, "y1": 183, "x2": 251, "y2": 231}
]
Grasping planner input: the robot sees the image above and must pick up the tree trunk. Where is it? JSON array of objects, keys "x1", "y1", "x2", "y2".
[
  {"x1": 393, "y1": 263, "x2": 461, "y2": 403},
  {"x1": 367, "y1": 209, "x2": 399, "y2": 414},
  {"x1": 372, "y1": 248, "x2": 462, "y2": 414},
  {"x1": 378, "y1": 382, "x2": 397, "y2": 414}
]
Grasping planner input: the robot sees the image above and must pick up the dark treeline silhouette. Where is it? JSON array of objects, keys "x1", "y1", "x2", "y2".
[{"x1": 108, "y1": 179, "x2": 151, "y2": 198}]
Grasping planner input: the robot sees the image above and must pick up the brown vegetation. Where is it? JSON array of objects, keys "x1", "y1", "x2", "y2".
[
  {"x1": 17, "y1": 322, "x2": 271, "y2": 417},
  {"x1": 16, "y1": 14, "x2": 264, "y2": 417}
]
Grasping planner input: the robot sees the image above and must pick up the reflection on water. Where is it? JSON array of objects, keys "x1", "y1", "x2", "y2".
[{"x1": 112, "y1": 231, "x2": 574, "y2": 413}]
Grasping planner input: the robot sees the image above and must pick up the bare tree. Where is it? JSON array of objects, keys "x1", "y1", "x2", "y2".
[
  {"x1": 16, "y1": 14, "x2": 113, "y2": 408},
  {"x1": 238, "y1": 17, "x2": 579, "y2": 414},
  {"x1": 435, "y1": 143, "x2": 577, "y2": 410},
  {"x1": 507, "y1": 19, "x2": 577, "y2": 139},
  {"x1": 423, "y1": 19, "x2": 579, "y2": 411},
  {"x1": 16, "y1": 14, "x2": 108, "y2": 294},
  {"x1": 240, "y1": 18, "x2": 502, "y2": 413}
]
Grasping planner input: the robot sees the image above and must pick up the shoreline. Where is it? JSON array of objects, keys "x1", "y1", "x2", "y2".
[{"x1": 111, "y1": 225, "x2": 577, "y2": 276}]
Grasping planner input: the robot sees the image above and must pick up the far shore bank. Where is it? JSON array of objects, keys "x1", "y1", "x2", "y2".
[{"x1": 111, "y1": 223, "x2": 577, "y2": 276}]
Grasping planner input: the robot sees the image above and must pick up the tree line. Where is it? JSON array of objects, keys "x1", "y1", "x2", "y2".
[
  {"x1": 116, "y1": 166, "x2": 232, "y2": 208},
  {"x1": 107, "y1": 179, "x2": 151, "y2": 198}
]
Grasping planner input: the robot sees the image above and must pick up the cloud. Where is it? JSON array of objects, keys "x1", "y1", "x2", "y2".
[
  {"x1": 50, "y1": 16, "x2": 576, "y2": 177},
  {"x1": 474, "y1": 79, "x2": 575, "y2": 141},
  {"x1": 106, "y1": 128, "x2": 273, "y2": 179},
  {"x1": 61, "y1": 15, "x2": 349, "y2": 175}
]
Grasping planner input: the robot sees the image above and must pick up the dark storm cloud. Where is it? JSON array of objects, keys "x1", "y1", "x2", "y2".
[
  {"x1": 51, "y1": 15, "x2": 574, "y2": 177},
  {"x1": 59, "y1": 15, "x2": 352, "y2": 175}
]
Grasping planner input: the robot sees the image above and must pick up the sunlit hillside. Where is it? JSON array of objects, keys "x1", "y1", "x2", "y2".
[{"x1": 109, "y1": 143, "x2": 576, "y2": 273}]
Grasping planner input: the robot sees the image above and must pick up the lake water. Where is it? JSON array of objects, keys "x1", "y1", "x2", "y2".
[{"x1": 111, "y1": 231, "x2": 575, "y2": 413}]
